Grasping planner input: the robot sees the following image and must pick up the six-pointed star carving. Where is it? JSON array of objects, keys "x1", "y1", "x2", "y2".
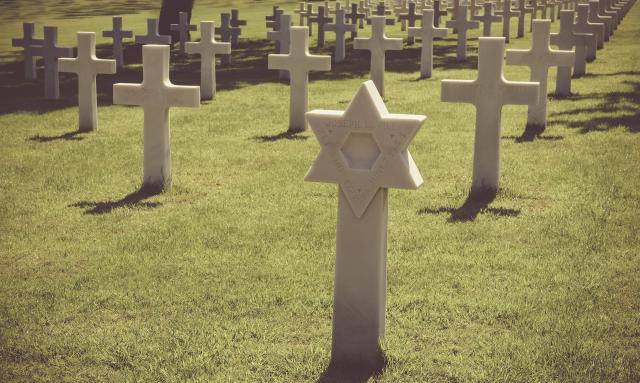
[{"x1": 305, "y1": 80, "x2": 425, "y2": 218}]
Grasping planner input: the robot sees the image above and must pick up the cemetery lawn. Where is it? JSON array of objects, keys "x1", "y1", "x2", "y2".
[{"x1": 1, "y1": 1, "x2": 639, "y2": 382}]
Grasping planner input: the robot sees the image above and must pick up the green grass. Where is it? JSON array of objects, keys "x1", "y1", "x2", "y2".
[{"x1": 1, "y1": 1, "x2": 639, "y2": 382}]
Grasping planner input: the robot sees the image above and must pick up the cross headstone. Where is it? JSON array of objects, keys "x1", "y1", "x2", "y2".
[
  {"x1": 12, "y1": 22, "x2": 43, "y2": 81},
  {"x1": 409, "y1": 10, "x2": 448, "y2": 78},
  {"x1": 496, "y1": 0, "x2": 520, "y2": 42},
  {"x1": 305, "y1": 80, "x2": 425, "y2": 365},
  {"x1": 530, "y1": 0, "x2": 545, "y2": 32},
  {"x1": 346, "y1": 2, "x2": 366, "y2": 37},
  {"x1": 215, "y1": 13, "x2": 240, "y2": 65},
  {"x1": 30, "y1": 26, "x2": 73, "y2": 100},
  {"x1": 396, "y1": 0, "x2": 409, "y2": 31},
  {"x1": 186, "y1": 21, "x2": 231, "y2": 100},
  {"x1": 354, "y1": 16, "x2": 403, "y2": 97},
  {"x1": 574, "y1": 4, "x2": 604, "y2": 61},
  {"x1": 170, "y1": 12, "x2": 197, "y2": 54},
  {"x1": 446, "y1": 6, "x2": 480, "y2": 61},
  {"x1": 325, "y1": 9, "x2": 357, "y2": 62},
  {"x1": 442, "y1": 37, "x2": 539, "y2": 193},
  {"x1": 367, "y1": 2, "x2": 396, "y2": 25},
  {"x1": 306, "y1": 4, "x2": 318, "y2": 35},
  {"x1": 550, "y1": 10, "x2": 592, "y2": 94},
  {"x1": 588, "y1": 0, "x2": 612, "y2": 41},
  {"x1": 59, "y1": 32, "x2": 116, "y2": 132},
  {"x1": 229, "y1": 9, "x2": 247, "y2": 48},
  {"x1": 309, "y1": 6, "x2": 333, "y2": 47},
  {"x1": 324, "y1": 1, "x2": 336, "y2": 16},
  {"x1": 398, "y1": 2, "x2": 422, "y2": 44},
  {"x1": 113, "y1": 45, "x2": 200, "y2": 192},
  {"x1": 473, "y1": 3, "x2": 502, "y2": 36},
  {"x1": 599, "y1": 0, "x2": 619, "y2": 29},
  {"x1": 102, "y1": 16, "x2": 133, "y2": 68},
  {"x1": 266, "y1": 6, "x2": 283, "y2": 29},
  {"x1": 358, "y1": 1, "x2": 370, "y2": 28},
  {"x1": 506, "y1": 20, "x2": 574, "y2": 131},
  {"x1": 268, "y1": 14, "x2": 293, "y2": 79},
  {"x1": 268, "y1": 27, "x2": 331, "y2": 132},
  {"x1": 135, "y1": 19, "x2": 171, "y2": 45},
  {"x1": 433, "y1": 0, "x2": 448, "y2": 27},
  {"x1": 447, "y1": 0, "x2": 461, "y2": 32},
  {"x1": 515, "y1": 0, "x2": 534, "y2": 38},
  {"x1": 295, "y1": 2, "x2": 308, "y2": 25}
]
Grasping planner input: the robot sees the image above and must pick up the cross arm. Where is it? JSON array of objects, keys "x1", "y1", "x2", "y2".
[
  {"x1": 306, "y1": 54, "x2": 332, "y2": 71},
  {"x1": 441, "y1": 79, "x2": 479, "y2": 105},
  {"x1": 58, "y1": 58, "x2": 79, "y2": 73},
  {"x1": 505, "y1": 49, "x2": 531, "y2": 66},
  {"x1": 268, "y1": 54, "x2": 292, "y2": 71},
  {"x1": 113, "y1": 83, "x2": 144, "y2": 106},
  {"x1": 94, "y1": 59, "x2": 117, "y2": 74},
  {"x1": 166, "y1": 85, "x2": 201, "y2": 108},
  {"x1": 499, "y1": 80, "x2": 540, "y2": 105}
]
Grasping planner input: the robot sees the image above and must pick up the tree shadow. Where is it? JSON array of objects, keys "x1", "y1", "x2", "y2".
[
  {"x1": 502, "y1": 134, "x2": 564, "y2": 142},
  {"x1": 28, "y1": 130, "x2": 87, "y2": 142},
  {"x1": 316, "y1": 349, "x2": 387, "y2": 383},
  {"x1": 70, "y1": 187, "x2": 161, "y2": 215},
  {"x1": 252, "y1": 131, "x2": 309, "y2": 142},
  {"x1": 417, "y1": 189, "x2": 520, "y2": 222}
]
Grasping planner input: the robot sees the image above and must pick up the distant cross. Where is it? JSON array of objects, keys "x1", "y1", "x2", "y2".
[
  {"x1": 367, "y1": 2, "x2": 396, "y2": 25},
  {"x1": 268, "y1": 27, "x2": 332, "y2": 132},
  {"x1": 358, "y1": 1, "x2": 371, "y2": 28},
  {"x1": 433, "y1": 0, "x2": 448, "y2": 27},
  {"x1": 324, "y1": 1, "x2": 336, "y2": 16},
  {"x1": 113, "y1": 45, "x2": 200, "y2": 192},
  {"x1": 530, "y1": 0, "x2": 545, "y2": 32},
  {"x1": 398, "y1": 2, "x2": 422, "y2": 44},
  {"x1": 515, "y1": 0, "x2": 533, "y2": 38},
  {"x1": 266, "y1": 6, "x2": 283, "y2": 30},
  {"x1": 506, "y1": 20, "x2": 574, "y2": 131},
  {"x1": 355, "y1": 16, "x2": 403, "y2": 97},
  {"x1": 267, "y1": 14, "x2": 293, "y2": 79},
  {"x1": 30, "y1": 26, "x2": 73, "y2": 100},
  {"x1": 231, "y1": 9, "x2": 248, "y2": 29},
  {"x1": 102, "y1": 16, "x2": 133, "y2": 68},
  {"x1": 473, "y1": 3, "x2": 502, "y2": 37},
  {"x1": 346, "y1": 3, "x2": 366, "y2": 37},
  {"x1": 446, "y1": 6, "x2": 479, "y2": 61},
  {"x1": 170, "y1": 12, "x2": 197, "y2": 54},
  {"x1": 550, "y1": 10, "x2": 592, "y2": 94},
  {"x1": 325, "y1": 9, "x2": 357, "y2": 62},
  {"x1": 396, "y1": 0, "x2": 409, "y2": 31},
  {"x1": 599, "y1": 0, "x2": 619, "y2": 29},
  {"x1": 574, "y1": 4, "x2": 604, "y2": 61},
  {"x1": 216, "y1": 13, "x2": 240, "y2": 65},
  {"x1": 469, "y1": 0, "x2": 481, "y2": 17},
  {"x1": 496, "y1": 0, "x2": 520, "y2": 42},
  {"x1": 135, "y1": 19, "x2": 171, "y2": 45},
  {"x1": 588, "y1": 0, "x2": 612, "y2": 41},
  {"x1": 309, "y1": 6, "x2": 333, "y2": 47},
  {"x1": 59, "y1": 32, "x2": 116, "y2": 132},
  {"x1": 306, "y1": 4, "x2": 318, "y2": 35},
  {"x1": 442, "y1": 37, "x2": 539, "y2": 193},
  {"x1": 186, "y1": 21, "x2": 231, "y2": 100},
  {"x1": 447, "y1": 0, "x2": 461, "y2": 30},
  {"x1": 11, "y1": 22, "x2": 43, "y2": 81},
  {"x1": 294, "y1": 2, "x2": 308, "y2": 25},
  {"x1": 409, "y1": 10, "x2": 448, "y2": 78}
]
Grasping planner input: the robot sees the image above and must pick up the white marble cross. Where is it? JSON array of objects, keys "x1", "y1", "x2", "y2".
[
  {"x1": 574, "y1": 4, "x2": 604, "y2": 61},
  {"x1": 113, "y1": 45, "x2": 199, "y2": 192},
  {"x1": 170, "y1": 12, "x2": 197, "y2": 54},
  {"x1": 30, "y1": 26, "x2": 73, "y2": 100},
  {"x1": 135, "y1": 19, "x2": 171, "y2": 45},
  {"x1": 409, "y1": 10, "x2": 448, "y2": 78},
  {"x1": 325, "y1": 9, "x2": 357, "y2": 62},
  {"x1": 496, "y1": 0, "x2": 520, "y2": 42},
  {"x1": 12, "y1": 22, "x2": 43, "y2": 81},
  {"x1": 305, "y1": 80, "x2": 425, "y2": 365},
  {"x1": 530, "y1": 0, "x2": 545, "y2": 32},
  {"x1": 59, "y1": 32, "x2": 116, "y2": 132},
  {"x1": 442, "y1": 37, "x2": 539, "y2": 193},
  {"x1": 354, "y1": 16, "x2": 402, "y2": 97},
  {"x1": 268, "y1": 14, "x2": 293, "y2": 79},
  {"x1": 506, "y1": 20, "x2": 574, "y2": 131},
  {"x1": 516, "y1": 0, "x2": 534, "y2": 38},
  {"x1": 230, "y1": 8, "x2": 248, "y2": 48},
  {"x1": 398, "y1": 2, "x2": 422, "y2": 44},
  {"x1": 268, "y1": 27, "x2": 331, "y2": 132},
  {"x1": 186, "y1": 21, "x2": 231, "y2": 100},
  {"x1": 446, "y1": 6, "x2": 479, "y2": 61},
  {"x1": 588, "y1": 0, "x2": 612, "y2": 41},
  {"x1": 551, "y1": 10, "x2": 592, "y2": 95},
  {"x1": 473, "y1": 3, "x2": 502, "y2": 37},
  {"x1": 215, "y1": 13, "x2": 240, "y2": 65},
  {"x1": 102, "y1": 16, "x2": 133, "y2": 68}
]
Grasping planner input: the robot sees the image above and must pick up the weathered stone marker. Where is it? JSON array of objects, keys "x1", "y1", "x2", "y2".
[
  {"x1": 574, "y1": 4, "x2": 604, "y2": 61},
  {"x1": 295, "y1": 2, "x2": 308, "y2": 26},
  {"x1": 215, "y1": 13, "x2": 240, "y2": 65},
  {"x1": 354, "y1": 16, "x2": 402, "y2": 97},
  {"x1": 588, "y1": 0, "x2": 612, "y2": 41},
  {"x1": 266, "y1": 6, "x2": 283, "y2": 29},
  {"x1": 102, "y1": 16, "x2": 133, "y2": 68},
  {"x1": 30, "y1": 26, "x2": 73, "y2": 100},
  {"x1": 506, "y1": 20, "x2": 574, "y2": 131},
  {"x1": 516, "y1": 0, "x2": 534, "y2": 38},
  {"x1": 268, "y1": 27, "x2": 331, "y2": 132},
  {"x1": 442, "y1": 37, "x2": 539, "y2": 193},
  {"x1": 135, "y1": 19, "x2": 171, "y2": 45},
  {"x1": 230, "y1": 8, "x2": 247, "y2": 47},
  {"x1": 268, "y1": 14, "x2": 293, "y2": 79},
  {"x1": 446, "y1": 5, "x2": 479, "y2": 61},
  {"x1": 309, "y1": 6, "x2": 334, "y2": 47},
  {"x1": 325, "y1": 9, "x2": 357, "y2": 62},
  {"x1": 409, "y1": 10, "x2": 448, "y2": 78},
  {"x1": 113, "y1": 45, "x2": 200, "y2": 192},
  {"x1": 473, "y1": 3, "x2": 502, "y2": 37},
  {"x1": 170, "y1": 12, "x2": 197, "y2": 54},
  {"x1": 59, "y1": 32, "x2": 116, "y2": 132},
  {"x1": 550, "y1": 10, "x2": 592, "y2": 94},
  {"x1": 496, "y1": 0, "x2": 520, "y2": 42},
  {"x1": 346, "y1": 3, "x2": 366, "y2": 37},
  {"x1": 305, "y1": 80, "x2": 425, "y2": 365},
  {"x1": 398, "y1": 2, "x2": 422, "y2": 44},
  {"x1": 12, "y1": 22, "x2": 43, "y2": 81},
  {"x1": 599, "y1": 0, "x2": 619, "y2": 29},
  {"x1": 186, "y1": 21, "x2": 231, "y2": 100}
]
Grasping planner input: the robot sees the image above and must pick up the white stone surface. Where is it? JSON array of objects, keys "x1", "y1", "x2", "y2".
[
  {"x1": 30, "y1": 26, "x2": 73, "y2": 100},
  {"x1": 186, "y1": 21, "x2": 231, "y2": 100},
  {"x1": 473, "y1": 3, "x2": 502, "y2": 37},
  {"x1": 599, "y1": 0, "x2": 619, "y2": 28},
  {"x1": 102, "y1": 16, "x2": 133, "y2": 68},
  {"x1": 506, "y1": 20, "x2": 574, "y2": 129},
  {"x1": 442, "y1": 37, "x2": 539, "y2": 192},
  {"x1": 59, "y1": 32, "x2": 116, "y2": 132},
  {"x1": 516, "y1": 0, "x2": 534, "y2": 38},
  {"x1": 12, "y1": 23, "x2": 43, "y2": 81},
  {"x1": 295, "y1": 2, "x2": 307, "y2": 26},
  {"x1": 588, "y1": 0, "x2": 612, "y2": 40},
  {"x1": 170, "y1": 12, "x2": 197, "y2": 54},
  {"x1": 305, "y1": 80, "x2": 425, "y2": 364},
  {"x1": 354, "y1": 16, "x2": 402, "y2": 97},
  {"x1": 550, "y1": 10, "x2": 592, "y2": 95},
  {"x1": 574, "y1": 4, "x2": 604, "y2": 60},
  {"x1": 409, "y1": 10, "x2": 448, "y2": 78},
  {"x1": 446, "y1": 5, "x2": 479, "y2": 61},
  {"x1": 268, "y1": 14, "x2": 293, "y2": 79},
  {"x1": 268, "y1": 27, "x2": 331, "y2": 132},
  {"x1": 325, "y1": 9, "x2": 357, "y2": 62},
  {"x1": 113, "y1": 45, "x2": 200, "y2": 191}
]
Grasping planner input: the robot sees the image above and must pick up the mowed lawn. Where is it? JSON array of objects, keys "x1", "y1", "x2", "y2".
[{"x1": 0, "y1": 0, "x2": 639, "y2": 382}]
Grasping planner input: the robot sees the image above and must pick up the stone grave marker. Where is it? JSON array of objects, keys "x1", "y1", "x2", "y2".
[
  {"x1": 12, "y1": 22, "x2": 43, "y2": 81},
  {"x1": 473, "y1": 3, "x2": 502, "y2": 37},
  {"x1": 396, "y1": 0, "x2": 409, "y2": 31},
  {"x1": 309, "y1": 6, "x2": 333, "y2": 47},
  {"x1": 446, "y1": 5, "x2": 479, "y2": 61},
  {"x1": 398, "y1": 2, "x2": 422, "y2": 44},
  {"x1": 102, "y1": 16, "x2": 133, "y2": 68},
  {"x1": 266, "y1": 6, "x2": 283, "y2": 29},
  {"x1": 550, "y1": 10, "x2": 592, "y2": 94},
  {"x1": 599, "y1": 0, "x2": 619, "y2": 28},
  {"x1": 574, "y1": 4, "x2": 604, "y2": 60},
  {"x1": 409, "y1": 10, "x2": 448, "y2": 78},
  {"x1": 215, "y1": 13, "x2": 240, "y2": 65},
  {"x1": 367, "y1": 2, "x2": 396, "y2": 25},
  {"x1": 516, "y1": 0, "x2": 534, "y2": 38},
  {"x1": 346, "y1": 3, "x2": 367, "y2": 37},
  {"x1": 306, "y1": 4, "x2": 318, "y2": 35},
  {"x1": 588, "y1": 0, "x2": 612, "y2": 40},
  {"x1": 496, "y1": 0, "x2": 520, "y2": 42},
  {"x1": 268, "y1": 14, "x2": 293, "y2": 79},
  {"x1": 325, "y1": 9, "x2": 357, "y2": 62},
  {"x1": 531, "y1": 0, "x2": 545, "y2": 32},
  {"x1": 433, "y1": 0, "x2": 448, "y2": 27},
  {"x1": 170, "y1": 12, "x2": 197, "y2": 54},
  {"x1": 295, "y1": 2, "x2": 308, "y2": 25},
  {"x1": 186, "y1": 21, "x2": 231, "y2": 100},
  {"x1": 30, "y1": 26, "x2": 73, "y2": 100},
  {"x1": 135, "y1": 19, "x2": 171, "y2": 45},
  {"x1": 230, "y1": 9, "x2": 248, "y2": 47}
]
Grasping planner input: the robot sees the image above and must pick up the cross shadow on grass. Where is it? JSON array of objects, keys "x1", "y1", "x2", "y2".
[
  {"x1": 28, "y1": 130, "x2": 87, "y2": 142},
  {"x1": 252, "y1": 131, "x2": 309, "y2": 142},
  {"x1": 70, "y1": 187, "x2": 161, "y2": 215},
  {"x1": 418, "y1": 189, "x2": 520, "y2": 222},
  {"x1": 316, "y1": 349, "x2": 387, "y2": 383}
]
